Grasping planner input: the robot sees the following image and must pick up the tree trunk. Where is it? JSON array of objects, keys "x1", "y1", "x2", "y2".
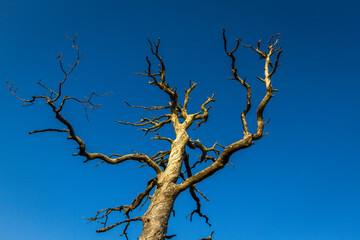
[
  {"x1": 138, "y1": 182, "x2": 178, "y2": 240},
  {"x1": 139, "y1": 130, "x2": 188, "y2": 240}
]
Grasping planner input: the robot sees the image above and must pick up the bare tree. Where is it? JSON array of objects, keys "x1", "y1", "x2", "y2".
[{"x1": 7, "y1": 29, "x2": 283, "y2": 240}]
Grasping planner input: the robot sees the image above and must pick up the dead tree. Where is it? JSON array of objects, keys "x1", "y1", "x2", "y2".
[{"x1": 7, "y1": 29, "x2": 283, "y2": 240}]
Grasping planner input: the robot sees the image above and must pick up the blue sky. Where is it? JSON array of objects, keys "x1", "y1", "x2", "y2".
[{"x1": 1, "y1": 0, "x2": 360, "y2": 239}]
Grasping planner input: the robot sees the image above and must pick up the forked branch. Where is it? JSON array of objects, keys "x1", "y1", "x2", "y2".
[
  {"x1": 185, "y1": 140, "x2": 223, "y2": 171},
  {"x1": 135, "y1": 39, "x2": 179, "y2": 111},
  {"x1": 242, "y1": 33, "x2": 283, "y2": 139},
  {"x1": 134, "y1": 39, "x2": 216, "y2": 133},
  {"x1": 177, "y1": 30, "x2": 282, "y2": 193}
]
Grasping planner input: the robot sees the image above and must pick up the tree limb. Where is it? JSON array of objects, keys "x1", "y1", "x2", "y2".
[
  {"x1": 125, "y1": 100, "x2": 170, "y2": 111},
  {"x1": 29, "y1": 128, "x2": 70, "y2": 134},
  {"x1": 150, "y1": 133, "x2": 173, "y2": 144},
  {"x1": 87, "y1": 178, "x2": 156, "y2": 237},
  {"x1": 134, "y1": 39, "x2": 179, "y2": 113},
  {"x1": 96, "y1": 216, "x2": 142, "y2": 240},
  {"x1": 117, "y1": 114, "x2": 172, "y2": 136},
  {"x1": 183, "y1": 152, "x2": 211, "y2": 226},
  {"x1": 223, "y1": 28, "x2": 252, "y2": 137}
]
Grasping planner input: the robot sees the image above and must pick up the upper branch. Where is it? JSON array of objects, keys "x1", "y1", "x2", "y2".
[
  {"x1": 135, "y1": 39, "x2": 179, "y2": 112},
  {"x1": 133, "y1": 39, "x2": 217, "y2": 135},
  {"x1": 182, "y1": 80, "x2": 197, "y2": 113},
  {"x1": 7, "y1": 79, "x2": 49, "y2": 106},
  {"x1": 6, "y1": 34, "x2": 81, "y2": 107},
  {"x1": 53, "y1": 34, "x2": 81, "y2": 102},
  {"x1": 222, "y1": 28, "x2": 252, "y2": 137},
  {"x1": 243, "y1": 33, "x2": 283, "y2": 139},
  {"x1": 192, "y1": 93, "x2": 216, "y2": 129},
  {"x1": 58, "y1": 92, "x2": 112, "y2": 120},
  {"x1": 6, "y1": 34, "x2": 107, "y2": 113}
]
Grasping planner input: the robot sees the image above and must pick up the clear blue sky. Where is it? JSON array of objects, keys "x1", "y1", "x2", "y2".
[{"x1": 1, "y1": 0, "x2": 359, "y2": 239}]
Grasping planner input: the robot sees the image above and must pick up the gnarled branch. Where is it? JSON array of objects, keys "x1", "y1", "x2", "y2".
[
  {"x1": 183, "y1": 153, "x2": 211, "y2": 226},
  {"x1": 223, "y1": 28, "x2": 252, "y2": 137}
]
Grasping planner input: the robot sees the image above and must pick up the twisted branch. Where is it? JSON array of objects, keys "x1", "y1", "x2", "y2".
[
  {"x1": 193, "y1": 94, "x2": 216, "y2": 129},
  {"x1": 223, "y1": 28, "x2": 252, "y2": 137}
]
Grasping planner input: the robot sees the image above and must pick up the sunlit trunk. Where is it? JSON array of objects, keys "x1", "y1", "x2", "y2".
[{"x1": 138, "y1": 182, "x2": 178, "y2": 240}]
